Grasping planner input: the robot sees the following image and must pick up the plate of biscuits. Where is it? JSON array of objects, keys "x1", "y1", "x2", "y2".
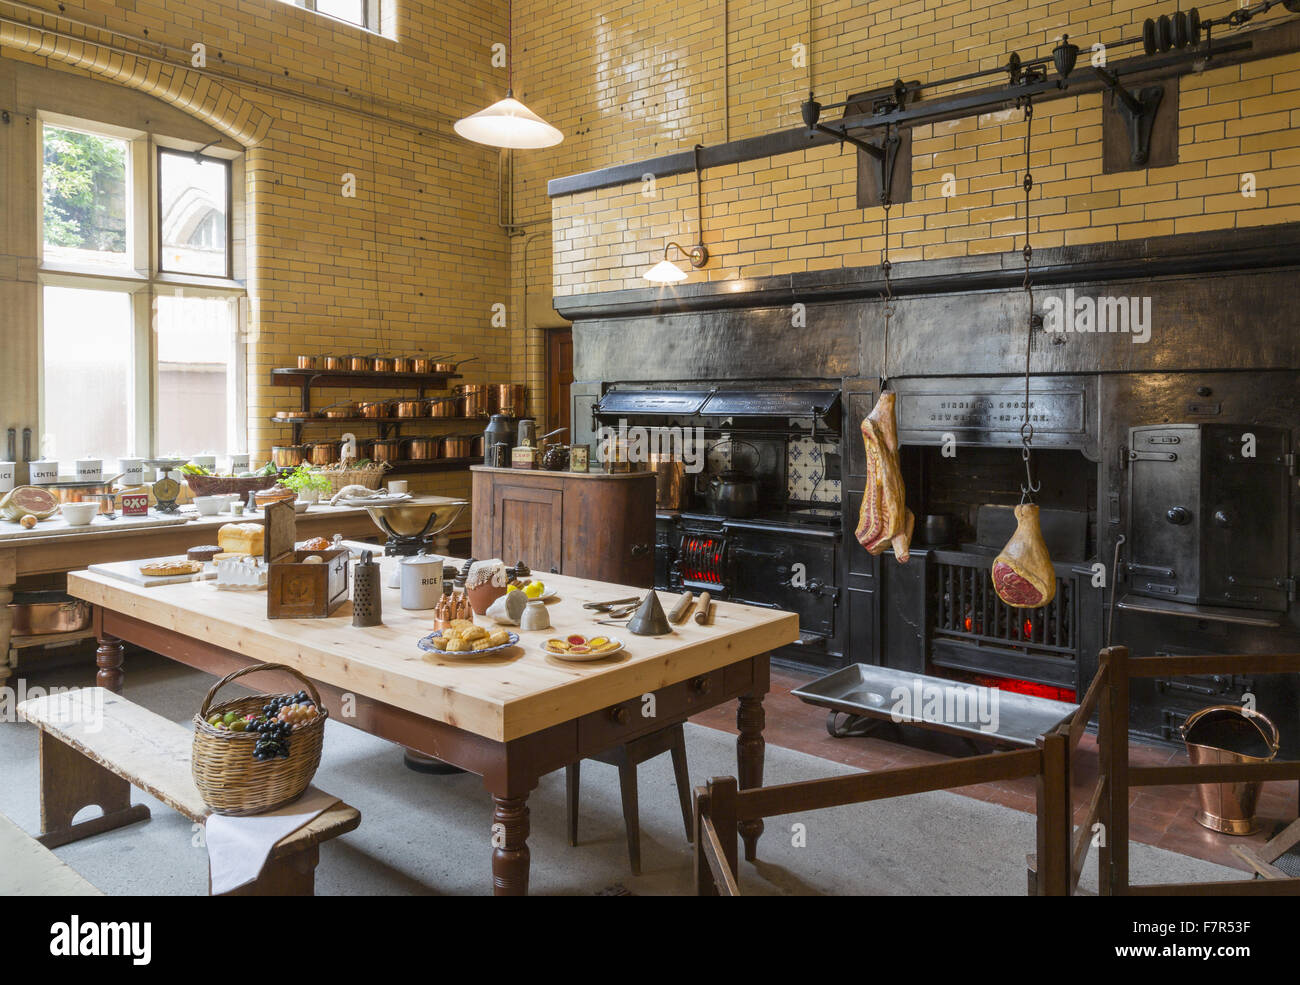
[
  {"x1": 541, "y1": 634, "x2": 625, "y2": 661},
  {"x1": 418, "y1": 620, "x2": 519, "y2": 658}
]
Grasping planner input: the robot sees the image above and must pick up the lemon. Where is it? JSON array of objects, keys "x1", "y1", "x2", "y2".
[
  {"x1": 506, "y1": 584, "x2": 520, "y2": 592},
  {"x1": 524, "y1": 580, "x2": 545, "y2": 599}
]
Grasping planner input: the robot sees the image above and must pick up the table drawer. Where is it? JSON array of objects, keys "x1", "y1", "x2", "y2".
[{"x1": 578, "y1": 668, "x2": 730, "y2": 751}]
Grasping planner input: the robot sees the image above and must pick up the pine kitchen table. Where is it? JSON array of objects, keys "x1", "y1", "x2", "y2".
[{"x1": 65, "y1": 560, "x2": 798, "y2": 895}]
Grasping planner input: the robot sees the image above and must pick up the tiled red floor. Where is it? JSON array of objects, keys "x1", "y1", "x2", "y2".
[{"x1": 689, "y1": 666, "x2": 1299, "y2": 874}]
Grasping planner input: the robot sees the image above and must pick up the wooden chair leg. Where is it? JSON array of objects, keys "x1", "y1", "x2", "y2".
[
  {"x1": 669, "y1": 724, "x2": 693, "y2": 843},
  {"x1": 616, "y1": 758, "x2": 641, "y2": 876},
  {"x1": 565, "y1": 763, "x2": 580, "y2": 847},
  {"x1": 36, "y1": 731, "x2": 150, "y2": 849}
]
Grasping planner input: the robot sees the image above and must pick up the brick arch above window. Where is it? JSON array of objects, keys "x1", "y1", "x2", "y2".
[{"x1": 0, "y1": 22, "x2": 272, "y2": 147}]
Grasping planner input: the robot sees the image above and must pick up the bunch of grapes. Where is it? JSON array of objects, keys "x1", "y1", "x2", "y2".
[{"x1": 249, "y1": 691, "x2": 318, "y2": 763}]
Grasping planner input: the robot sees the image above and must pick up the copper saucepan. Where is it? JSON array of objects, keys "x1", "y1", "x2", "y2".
[
  {"x1": 393, "y1": 356, "x2": 416, "y2": 374},
  {"x1": 432, "y1": 354, "x2": 479, "y2": 374},
  {"x1": 455, "y1": 384, "x2": 490, "y2": 418},
  {"x1": 346, "y1": 354, "x2": 372, "y2": 372},
  {"x1": 296, "y1": 355, "x2": 316, "y2": 369},
  {"x1": 394, "y1": 397, "x2": 427, "y2": 418},
  {"x1": 304, "y1": 441, "x2": 337, "y2": 466},
  {"x1": 317, "y1": 401, "x2": 355, "y2": 419},
  {"x1": 371, "y1": 354, "x2": 396, "y2": 373},
  {"x1": 440, "y1": 434, "x2": 473, "y2": 459},
  {"x1": 369, "y1": 438, "x2": 403, "y2": 463},
  {"x1": 322, "y1": 355, "x2": 347, "y2": 371},
  {"x1": 403, "y1": 435, "x2": 442, "y2": 461},
  {"x1": 410, "y1": 355, "x2": 437, "y2": 374},
  {"x1": 427, "y1": 397, "x2": 459, "y2": 418},
  {"x1": 488, "y1": 383, "x2": 527, "y2": 417},
  {"x1": 272, "y1": 445, "x2": 306, "y2": 468},
  {"x1": 358, "y1": 398, "x2": 396, "y2": 419}
]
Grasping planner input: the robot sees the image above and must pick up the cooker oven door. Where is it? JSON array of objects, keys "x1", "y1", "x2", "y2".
[{"x1": 727, "y1": 528, "x2": 837, "y2": 638}]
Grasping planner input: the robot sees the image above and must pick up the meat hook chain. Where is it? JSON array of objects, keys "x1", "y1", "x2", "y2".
[
  {"x1": 1018, "y1": 96, "x2": 1040, "y2": 504},
  {"x1": 879, "y1": 121, "x2": 896, "y2": 392}
]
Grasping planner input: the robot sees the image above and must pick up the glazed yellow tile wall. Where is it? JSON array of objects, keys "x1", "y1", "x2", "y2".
[
  {"x1": 4, "y1": 0, "x2": 520, "y2": 497},
  {"x1": 507, "y1": 0, "x2": 1300, "y2": 297}
]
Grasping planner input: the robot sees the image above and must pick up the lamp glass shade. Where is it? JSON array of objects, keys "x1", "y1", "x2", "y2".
[
  {"x1": 453, "y1": 96, "x2": 563, "y2": 149},
  {"x1": 644, "y1": 258, "x2": 688, "y2": 284}
]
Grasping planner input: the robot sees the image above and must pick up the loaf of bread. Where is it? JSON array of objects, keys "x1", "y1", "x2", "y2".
[{"x1": 217, "y1": 522, "x2": 264, "y2": 557}]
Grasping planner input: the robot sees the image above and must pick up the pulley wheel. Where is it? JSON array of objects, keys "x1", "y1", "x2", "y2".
[
  {"x1": 1157, "y1": 14, "x2": 1174, "y2": 52},
  {"x1": 1285, "y1": 0, "x2": 1300, "y2": 13},
  {"x1": 1142, "y1": 18, "x2": 1157, "y2": 56},
  {"x1": 1188, "y1": 7, "x2": 1201, "y2": 44},
  {"x1": 1173, "y1": 10, "x2": 1189, "y2": 49}
]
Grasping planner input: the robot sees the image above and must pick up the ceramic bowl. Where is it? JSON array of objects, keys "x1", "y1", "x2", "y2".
[
  {"x1": 60, "y1": 501, "x2": 98, "y2": 526},
  {"x1": 193, "y1": 495, "x2": 227, "y2": 516}
]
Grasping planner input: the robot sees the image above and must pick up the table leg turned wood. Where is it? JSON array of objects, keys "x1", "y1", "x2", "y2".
[
  {"x1": 491, "y1": 794, "x2": 531, "y2": 896},
  {"x1": 96, "y1": 633, "x2": 125, "y2": 693},
  {"x1": 0, "y1": 581, "x2": 13, "y2": 692},
  {"x1": 736, "y1": 691, "x2": 766, "y2": 862}
]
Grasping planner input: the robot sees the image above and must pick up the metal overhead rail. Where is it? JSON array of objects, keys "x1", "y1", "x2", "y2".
[{"x1": 548, "y1": 1, "x2": 1300, "y2": 199}]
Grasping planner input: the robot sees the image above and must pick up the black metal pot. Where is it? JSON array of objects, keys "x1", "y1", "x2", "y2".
[{"x1": 916, "y1": 513, "x2": 957, "y2": 546}]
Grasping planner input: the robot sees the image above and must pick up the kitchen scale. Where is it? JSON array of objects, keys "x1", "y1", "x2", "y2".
[{"x1": 144, "y1": 459, "x2": 189, "y2": 514}]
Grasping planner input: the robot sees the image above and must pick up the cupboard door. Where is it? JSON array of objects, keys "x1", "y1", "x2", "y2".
[{"x1": 494, "y1": 482, "x2": 563, "y2": 574}]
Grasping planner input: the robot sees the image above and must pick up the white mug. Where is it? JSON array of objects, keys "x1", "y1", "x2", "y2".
[
  {"x1": 74, "y1": 458, "x2": 103, "y2": 482},
  {"x1": 0, "y1": 462, "x2": 15, "y2": 492},
  {"x1": 400, "y1": 554, "x2": 444, "y2": 610},
  {"x1": 388, "y1": 480, "x2": 409, "y2": 495},
  {"x1": 117, "y1": 457, "x2": 145, "y2": 487},
  {"x1": 28, "y1": 460, "x2": 59, "y2": 484}
]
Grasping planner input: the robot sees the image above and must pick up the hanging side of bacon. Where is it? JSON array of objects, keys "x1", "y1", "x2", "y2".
[
  {"x1": 992, "y1": 503, "x2": 1057, "y2": 608},
  {"x1": 854, "y1": 392, "x2": 914, "y2": 562}
]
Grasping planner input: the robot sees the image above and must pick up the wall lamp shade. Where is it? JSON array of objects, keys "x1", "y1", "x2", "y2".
[
  {"x1": 644, "y1": 241, "x2": 708, "y2": 284},
  {"x1": 453, "y1": 91, "x2": 563, "y2": 149}
]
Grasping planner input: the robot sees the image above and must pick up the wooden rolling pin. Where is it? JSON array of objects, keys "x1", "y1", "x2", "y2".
[
  {"x1": 667, "y1": 591, "x2": 694, "y2": 624},
  {"x1": 694, "y1": 591, "x2": 714, "y2": 625}
]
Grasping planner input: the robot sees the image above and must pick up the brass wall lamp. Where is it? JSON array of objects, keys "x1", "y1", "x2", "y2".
[{"x1": 644, "y1": 144, "x2": 710, "y2": 284}]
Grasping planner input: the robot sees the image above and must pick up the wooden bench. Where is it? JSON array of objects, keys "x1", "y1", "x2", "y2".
[
  {"x1": 0, "y1": 809, "x2": 102, "y2": 895},
  {"x1": 18, "y1": 687, "x2": 360, "y2": 896}
]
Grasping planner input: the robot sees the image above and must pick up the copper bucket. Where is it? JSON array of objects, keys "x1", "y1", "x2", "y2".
[{"x1": 1182, "y1": 705, "x2": 1280, "y2": 835}]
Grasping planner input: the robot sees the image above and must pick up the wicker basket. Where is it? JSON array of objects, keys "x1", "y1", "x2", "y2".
[
  {"x1": 186, "y1": 474, "x2": 281, "y2": 497},
  {"x1": 191, "y1": 663, "x2": 327, "y2": 817},
  {"x1": 320, "y1": 462, "x2": 390, "y2": 495}
]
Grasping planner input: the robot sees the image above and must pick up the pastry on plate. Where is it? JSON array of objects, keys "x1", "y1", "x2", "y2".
[{"x1": 139, "y1": 559, "x2": 204, "y2": 577}]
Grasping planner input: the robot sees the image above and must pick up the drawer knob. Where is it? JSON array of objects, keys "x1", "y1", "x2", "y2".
[
  {"x1": 607, "y1": 705, "x2": 630, "y2": 725},
  {"x1": 692, "y1": 675, "x2": 713, "y2": 695}
]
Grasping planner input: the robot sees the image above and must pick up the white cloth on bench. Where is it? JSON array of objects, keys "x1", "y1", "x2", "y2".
[{"x1": 206, "y1": 786, "x2": 339, "y2": 895}]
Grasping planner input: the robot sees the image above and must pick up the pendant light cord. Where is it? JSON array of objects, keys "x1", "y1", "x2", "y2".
[
  {"x1": 507, "y1": 0, "x2": 513, "y2": 93},
  {"x1": 1019, "y1": 96, "x2": 1040, "y2": 504}
]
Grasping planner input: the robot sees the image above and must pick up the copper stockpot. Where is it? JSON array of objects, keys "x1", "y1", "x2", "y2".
[
  {"x1": 346, "y1": 354, "x2": 372, "y2": 372},
  {"x1": 322, "y1": 355, "x2": 347, "y2": 371},
  {"x1": 427, "y1": 397, "x2": 459, "y2": 418},
  {"x1": 296, "y1": 355, "x2": 317, "y2": 369},
  {"x1": 488, "y1": 383, "x2": 527, "y2": 417},
  {"x1": 393, "y1": 356, "x2": 415, "y2": 374},
  {"x1": 369, "y1": 438, "x2": 403, "y2": 463},
  {"x1": 404, "y1": 435, "x2": 442, "y2": 461},
  {"x1": 271, "y1": 444, "x2": 306, "y2": 468},
  {"x1": 394, "y1": 397, "x2": 427, "y2": 418},
  {"x1": 317, "y1": 401, "x2": 356, "y2": 419},
  {"x1": 304, "y1": 441, "x2": 337, "y2": 466},
  {"x1": 441, "y1": 434, "x2": 473, "y2": 459},
  {"x1": 455, "y1": 384, "x2": 490, "y2": 418},
  {"x1": 358, "y1": 398, "x2": 396, "y2": 419},
  {"x1": 372, "y1": 355, "x2": 396, "y2": 373}
]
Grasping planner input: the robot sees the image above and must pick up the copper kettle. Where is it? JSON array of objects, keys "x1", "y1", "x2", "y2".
[{"x1": 651, "y1": 455, "x2": 690, "y2": 509}]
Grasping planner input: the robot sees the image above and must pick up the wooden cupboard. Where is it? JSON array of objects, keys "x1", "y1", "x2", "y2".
[{"x1": 470, "y1": 466, "x2": 656, "y2": 587}]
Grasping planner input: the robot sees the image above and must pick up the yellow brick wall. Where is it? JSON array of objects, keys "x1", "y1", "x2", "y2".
[
  {"x1": 508, "y1": 0, "x2": 1300, "y2": 299},
  {"x1": 2, "y1": 0, "x2": 521, "y2": 497}
]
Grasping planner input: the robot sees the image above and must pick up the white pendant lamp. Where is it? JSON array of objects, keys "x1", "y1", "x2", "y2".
[{"x1": 453, "y1": 0, "x2": 563, "y2": 149}]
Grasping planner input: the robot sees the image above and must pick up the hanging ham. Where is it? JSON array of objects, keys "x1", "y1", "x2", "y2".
[
  {"x1": 854, "y1": 392, "x2": 914, "y2": 562},
  {"x1": 991, "y1": 503, "x2": 1057, "y2": 608}
]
